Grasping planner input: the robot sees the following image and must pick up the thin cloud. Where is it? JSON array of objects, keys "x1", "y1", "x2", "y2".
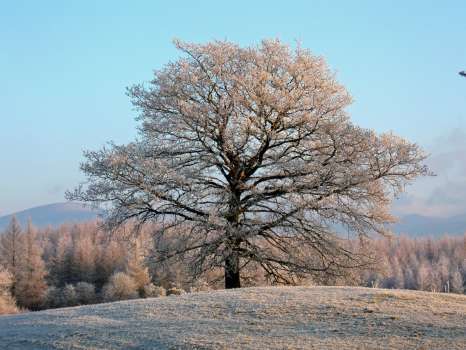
[{"x1": 392, "y1": 128, "x2": 466, "y2": 218}]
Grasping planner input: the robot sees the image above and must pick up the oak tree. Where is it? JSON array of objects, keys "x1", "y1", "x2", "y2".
[{"x1": 68, "y1": 40, "x2": 427, "y2": 288}]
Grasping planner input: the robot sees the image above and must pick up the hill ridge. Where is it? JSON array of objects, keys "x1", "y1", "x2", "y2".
[{"x1": 0, "y1": 202, "x2": 101, "y2": 230}]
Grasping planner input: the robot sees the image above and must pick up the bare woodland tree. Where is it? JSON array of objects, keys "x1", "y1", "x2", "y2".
[
  {"x1": 15, "y1": 220, "x2": 48, "y2": 310},
  {"x1": 0, "y1": 216, "x2": 22, "y2": 275},
  {"x1": 68, "y1": 39, "x2": 427, "y2": 288},
  {"x1": 126, "y1": 239, "x2": 151, "y2": 295}
]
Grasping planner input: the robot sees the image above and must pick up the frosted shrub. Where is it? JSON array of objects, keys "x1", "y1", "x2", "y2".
[
  {"x1": 63, "y1": 284, "x2": 78, "y2": 306},
  {"x1": 190, "y1": 280, "x2": 211, "y2": 293},
  {"x1": 75, "y1": 282, "x2": 96, "y2": 304},
  {"x1": 166, "y1": 287, "x2": 185, "y2": 296},
  {"x1": 0, "y1": 268, "x2": 19, "y2": 315},
  {"x1": 143, "y1": 283, "x2": 166, "y2": 298},
  {"x1": 0, "y1": 268, "x2": 14, "y2": 294},
  {"x1": 45, "y1": 286, "x2": 64, "y2": 308},
  {"x1": 102, "y1": 272, "x2": 138, "y2": 302},
  {"x1": 0, "y1": 294, "x2": 19, "y2": 315}
]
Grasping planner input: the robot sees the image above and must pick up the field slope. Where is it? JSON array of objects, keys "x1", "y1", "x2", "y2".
[{"x1": 0, "y1": 286, "x2": 465, "y2": 349}]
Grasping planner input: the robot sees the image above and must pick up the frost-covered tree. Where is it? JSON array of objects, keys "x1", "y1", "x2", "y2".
[
  {"x1": 47, "y1": 231, "x2": 73, "y2": 287},
  {"x1": 68, "y1": 39, "x2": 428, "y2": 288},
  {"x1": 0, "y1": 216, "x2": 22, "y2": 277},
  {"x1": 70, "y1": 229, "x2": 97, "y2": 284},
  {"x1": 15, "y1": 220, "x2": 48, "y2": 310},
  {"x1": 450, "y1": 269, "x2": 464, "y2": 293},
  {"x1": 126, "y1": 240, "x2": 151, "y2": 296},
  {"x1": 95, "y1": 240, "x2": 126, "y2": 289}
]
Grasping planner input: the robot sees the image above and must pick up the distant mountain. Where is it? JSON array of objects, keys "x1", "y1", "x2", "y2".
[
  {"x1": 0, "y1": 202, "x2": 102, "y2": 230},
  {"x1": 392, "y1": 213, "x2": 466, "y2": 237}
]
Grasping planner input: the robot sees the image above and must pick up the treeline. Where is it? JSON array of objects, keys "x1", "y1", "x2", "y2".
[
  {"x1": 0, "y1": 217, "x2": 191, "y2": 314},
  {"x1": 356, "y1": 235, "x2": 465, "y2": 293},
  {"x1": 0, "y1": 217, "x2": 465, "y2": 315}
]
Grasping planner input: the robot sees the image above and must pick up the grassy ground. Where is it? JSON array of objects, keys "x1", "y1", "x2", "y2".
[{"x1": 0, "y1": 286, "x2": 465, "y2": 349}]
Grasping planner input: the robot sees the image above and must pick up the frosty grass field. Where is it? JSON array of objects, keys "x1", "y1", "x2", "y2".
[{"x1": 0, "y1": 286, "x2": 465, "y2": 350}]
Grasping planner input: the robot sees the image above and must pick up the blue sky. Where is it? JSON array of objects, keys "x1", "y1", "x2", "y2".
[{"x1": 1, "y1": 0, "x2": 465, "y2": 216}]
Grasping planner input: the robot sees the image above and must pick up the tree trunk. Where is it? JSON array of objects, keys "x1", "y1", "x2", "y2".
[{"x1": 224, "y1": 251, "x2": 241, "y2": 289}]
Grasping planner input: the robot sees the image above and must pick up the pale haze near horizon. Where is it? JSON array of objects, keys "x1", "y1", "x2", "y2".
[{"x1": 1, "y1": 1, "x2": 465, "y2": 217}]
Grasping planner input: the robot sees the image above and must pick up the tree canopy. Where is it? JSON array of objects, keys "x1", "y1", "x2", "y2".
[{"x1": 68, "y1": 39, "x2": 428, "y2": 288}]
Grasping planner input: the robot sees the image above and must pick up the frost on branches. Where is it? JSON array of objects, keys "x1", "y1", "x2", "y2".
[{"x1": 68, "y1": 39, "x2": 428, "y2": 289}]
